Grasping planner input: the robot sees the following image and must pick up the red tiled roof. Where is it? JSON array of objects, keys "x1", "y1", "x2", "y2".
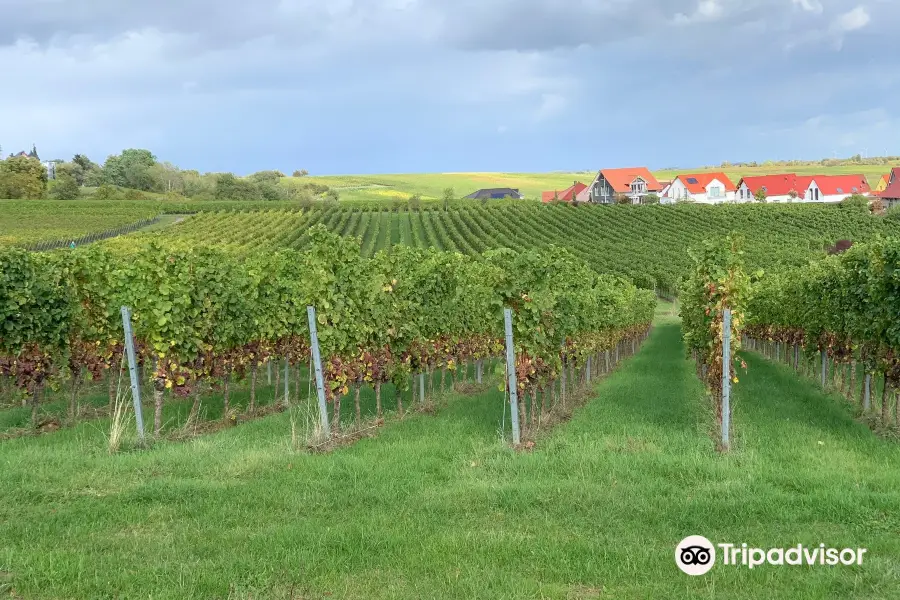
[
  {"x1": 813, "y1": 175, "x2": 870, "y2": 196},
  {"x1": 878, "y1": 168, "x2": 900, "y2": 199},
  {"x1": 675, "y1": 172, "x2": 737, "y2": 194},
  {"x1": 738, "y1": 174, "x2": 800, "y2": 197},
  {"x1": 601, "y1": 167, "x2": 661, "y2": 193},
  {"x1": 542, "y1": 182, "x2": 587, "y2": 203},
  {"x1": 739, "y1": 173, "x2": 869, "y2": 197}
]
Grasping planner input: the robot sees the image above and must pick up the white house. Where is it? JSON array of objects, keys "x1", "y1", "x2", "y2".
[
  {"x1": 666, "y1": 172, "x2": 737, "y2": 204},
  {"x1": 802, "y1": 175, "x2": 870, "y2": 202},
  {"x1": 736, "y1": 173, "x2": 870, "y2": 203},
  {"x1": 575, "y1": 167, "x2": 663, "y2": 204}
]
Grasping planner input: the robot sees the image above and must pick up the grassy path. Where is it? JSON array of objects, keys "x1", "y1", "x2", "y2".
[{"x1": 0, "y1": 316, "x2": 898, "y2": 598}]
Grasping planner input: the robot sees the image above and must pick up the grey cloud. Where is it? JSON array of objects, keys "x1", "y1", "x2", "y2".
[
  {"x1": 0, "y1": 0, "x2": 343, "y2": 50},
  {"x1": 2, "y1": 0, "x2": 893, "y2": 57}
]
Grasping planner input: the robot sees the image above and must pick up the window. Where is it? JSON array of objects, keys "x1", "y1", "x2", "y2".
[
  {"x1": 815, "y1": 188, "x2": 819, "y2": 201},
  {"x1": 709, "y1": 185, "x2": 723, "y2": 198}
]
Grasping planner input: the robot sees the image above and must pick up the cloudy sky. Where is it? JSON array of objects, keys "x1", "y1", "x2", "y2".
[{"x1": 1, "y1": 0, "x2": 897, "y2": 174}]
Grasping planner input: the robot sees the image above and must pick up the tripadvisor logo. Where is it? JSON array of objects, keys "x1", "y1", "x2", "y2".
[
  {"x1": 676, "y1": 535, "x2": 716, "y2": 575},
  {"x1": 675, "y1": 536, "x2": 868, "y2": 575}
]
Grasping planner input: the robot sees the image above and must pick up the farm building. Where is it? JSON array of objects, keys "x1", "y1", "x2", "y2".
[
  {"x1": 541, "y1": 181, "x2": 587, "y2": 203},
  {"x1": 464, "y1": 188, "x2": 524, "y2": 200},
  {"x1": 736, "y1": 173, "x2": 870, "y2": 203},
  {"x1": 665, "y1": 172, "x2": 736, "y2": 204},
  {"x1": 575, "y1": 167, "x2": 662, "y2": 204},
  {"x1": 876, "y1": 168, "x2": 900, "y2": 209}
]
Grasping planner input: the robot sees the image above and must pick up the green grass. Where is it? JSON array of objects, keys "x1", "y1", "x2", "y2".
[{"x1": 1, "y1": 309, "x2": 897, "y2": 599}]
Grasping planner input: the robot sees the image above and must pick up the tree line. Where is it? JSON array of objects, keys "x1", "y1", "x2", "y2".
[{"x1": 0, "y1": 144, "x2": 327, "y2": 202}]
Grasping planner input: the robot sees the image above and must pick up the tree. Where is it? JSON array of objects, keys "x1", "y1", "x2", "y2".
[
  {"x1": 72, "y1": 154, "x2": 93, "y2": 172},
  {"x1": 408, "y1": 194, "x2": 422, "y2": 211},
  {"x1": 83, "y1": 167, "x2": 104, "y2": 187},
  {"x1": 442, "y1": 187, "x2": 455, "y2": 210},
  {"x1": 102, "y1": 149, "x2": 157, "y2": 191},
  {"x1": 214, "y1": 173, "x2": 257, "y2": 200},
  {"x1": 182, "y1": 170, "x2": 214, "y2": 198},
  {"x1": 255, "y1": 181, "x2": 283, "y2": 201},
  {"x1": 324, "y1": 189, "x2": 340, "y2": 203},
  {"x1": 70, "y1": 154, "x2": 100, "y2": 186},
  {"x1": 50, "y1": 172, "x2": 80, "y2": 200},
  {"x1": 148, "y1": 162, "x2": 184, "y2": 194},
  {"x1": 28, "y1": 144, "x2": 39, "y2": 160},
  {"x1": 292, "y1": 169, "x2": 309, "y2": 177},
  {"x1": 615, "y1": 193, "x2": 631, "y2": 205},
  {"x1": 787, "y1": 190, "x2": 798, "y2": 202},
  {"x1": 0, "y1": 155, "x2": 48, "y2": 199},
  {"x1": 248, "y1": 170, "x2": 284, "y2": 184},
  {"x1": 754, "y1": 189, "x2": 767, "y2": 203},
  {"x1": 643, "y1": 193, "x2": 660, "y2": 204}
]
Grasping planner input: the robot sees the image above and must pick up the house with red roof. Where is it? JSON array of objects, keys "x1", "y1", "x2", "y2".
[
  {"x1": 541, "y1": 181, "x2": 587, "y2": 203},
  {"x1": 575, "y1": 167, "x2": 662, "y2": 204},
  {"x1": 736, "y1": 173, "x2": 870, "y2": 203},
  {"x1": 666, "y1": 172, "x2": 736, "y2": 204},
  {"x1": 876, "y1": 168, "x2": 900, "y2": 209},
  {"x1": 807, "y1": 175, "x2": 870, "y2": 202}
]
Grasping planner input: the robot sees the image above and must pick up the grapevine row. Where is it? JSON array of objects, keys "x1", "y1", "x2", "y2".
[
  {"x1": 0, "y1": 225, "x2": 655, "y2": 438},
  {"x1": 151, "y1": 203, "x2": 898, "y2": 292},
  {"x1": 745, "y1": 237, "x2": 900, "y2": 428}
]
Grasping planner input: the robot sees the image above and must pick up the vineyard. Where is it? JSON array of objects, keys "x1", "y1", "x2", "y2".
[
  {"x1": 0, "y1": 200, "x2": 159, "y2": 247},
  {"x1": 744, "y1": 237, "x2": 900, "y2": 429},
  {"x1": 145, "y1": 202, "x2": 900, "y2": 290},
  {"x1": 0, "y1": 225, "x2": 654, "y2": 439},
  {"x1": 2, "y1": 198, "x2": 900, "y2": 599}
]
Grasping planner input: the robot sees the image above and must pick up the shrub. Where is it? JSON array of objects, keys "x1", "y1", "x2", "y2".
[
  {"x1": 50, "y1": 174, "x2": 80, "y2": 200},
  {"x1": 840, "y1": 193, "x2": 869, "y2": 212},
  {"x1": 93, "y1": 184, "x2": 120, "y2": 200}
]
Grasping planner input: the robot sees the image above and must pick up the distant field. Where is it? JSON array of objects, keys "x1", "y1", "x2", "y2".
[
  {"x1": 281, "y1": 172, "x2": 599, "y2": 201},
  {"x1": 289, "y1": 165, "x2": 897, "y2": 201},
  {"x1": 3, "y1": 163, "x2": 896, "y2": 247}
]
